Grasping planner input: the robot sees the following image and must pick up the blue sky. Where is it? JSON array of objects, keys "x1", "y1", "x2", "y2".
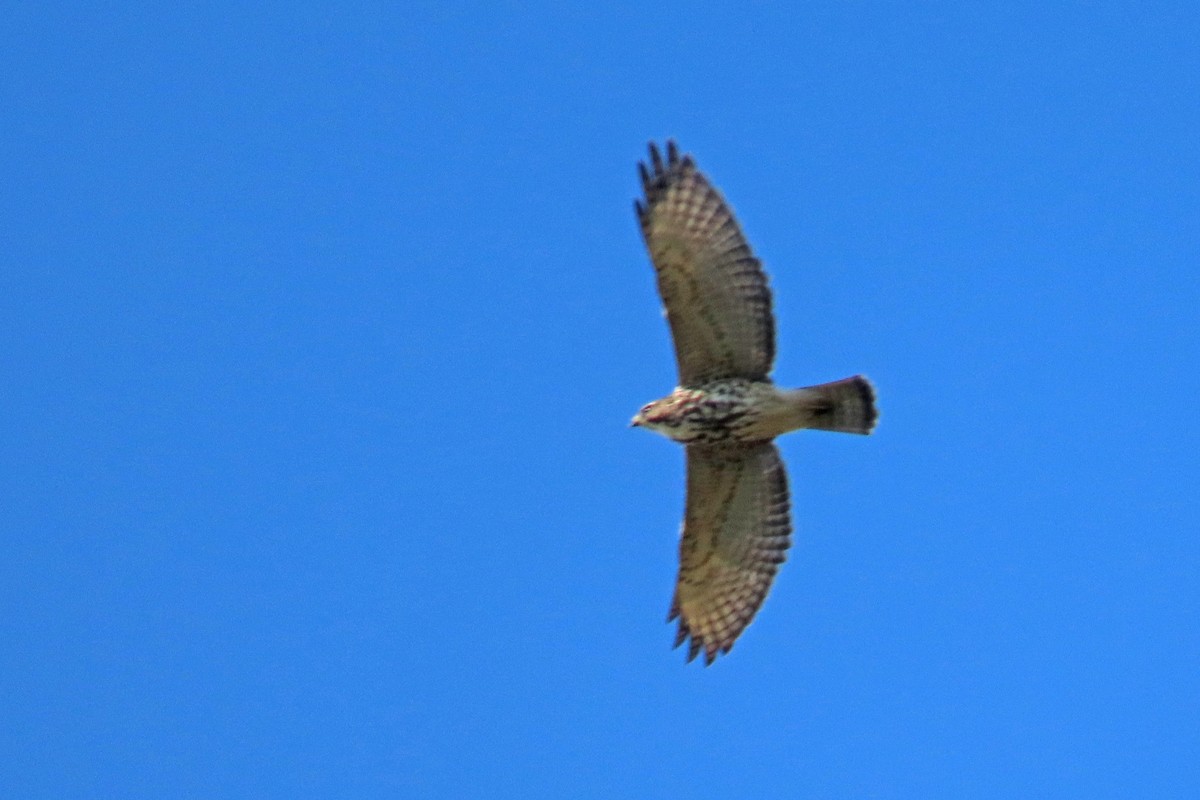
[{"x1": 3, "y1": 2, "x2": 1198, "y2": 797}]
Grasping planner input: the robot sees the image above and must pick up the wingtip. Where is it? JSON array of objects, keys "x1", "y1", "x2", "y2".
[
  {"x1": 649, "y1": 141, "x2": 664, "y2": 175},
  {"x1": 637, "y1": 139, "x2": 692, "y2": 202},
  {"x1": 637, "y1": 161, "x2": 651, "y2": 190}
]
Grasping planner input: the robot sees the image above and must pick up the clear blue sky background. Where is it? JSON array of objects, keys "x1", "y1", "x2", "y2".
[{"x1": 3, "y1": 2, "x2": 1198, "y2": 797}]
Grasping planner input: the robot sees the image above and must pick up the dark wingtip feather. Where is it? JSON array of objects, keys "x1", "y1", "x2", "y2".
[
  {"x1": 636, "y1": 140, "x2": 694, "y2": 212},
  {"x1": 649, "y1": 142, "x2": 664, "y2": 175}
]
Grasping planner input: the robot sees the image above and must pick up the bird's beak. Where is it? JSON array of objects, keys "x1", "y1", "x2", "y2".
[{"x1": 630, "y1": 416, "x2": 641, "y2": 427}]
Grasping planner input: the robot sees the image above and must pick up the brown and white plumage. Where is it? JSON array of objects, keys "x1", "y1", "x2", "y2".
[
  {"x1": 632, "y1": 140, "x2": 877, "y2": 665},
  {"x1": 669, "y1": 442, "x2": 791, "y2": 664},
  {"x1": 635, "y1": 140, "x2": 775, "y2": 386}
]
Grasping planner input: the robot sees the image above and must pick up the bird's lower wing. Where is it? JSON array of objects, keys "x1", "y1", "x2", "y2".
[{"x1": 670, "y1": 442, "x2": 792, "y2": 664}]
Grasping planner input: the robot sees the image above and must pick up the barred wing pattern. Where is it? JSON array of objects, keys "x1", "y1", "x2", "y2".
[
  {"x1": 670, "y1": 442, "x2": 792, "y2": 665},
  {"x1": 635, "y1": 141, "x2": 776, "y2": 385}
]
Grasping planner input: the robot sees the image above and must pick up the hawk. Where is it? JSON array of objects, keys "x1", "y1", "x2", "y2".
[{"x1": 631, "y1": 140, "x2": 878, "y2": 665}]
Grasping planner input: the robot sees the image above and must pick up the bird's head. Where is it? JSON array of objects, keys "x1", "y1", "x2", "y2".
[
  {"x1": 629, "y1": 403, "x2": 652, "y2": 429},
  {"x1": 630, "y1": 394, "x2": 687, "y2": 438}
]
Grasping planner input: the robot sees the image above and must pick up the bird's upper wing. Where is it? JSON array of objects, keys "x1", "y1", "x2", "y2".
[
  {"x1": 670, "y1": 442, "x2": 792, "y2": 664},
  {"x1": 635, "y1": 140, "x2": 776, "y2": 385}
]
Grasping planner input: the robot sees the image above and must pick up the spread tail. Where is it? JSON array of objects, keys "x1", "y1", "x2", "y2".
[{"x1": 795, "y1": 375, "x2": 878, "y2": 434}]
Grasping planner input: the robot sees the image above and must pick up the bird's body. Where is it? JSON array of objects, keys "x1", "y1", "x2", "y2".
[
  {"x1": 633, "y1": 376, "x2": 877, "y2": 445},
  {"x1": 632, "y1": 140, "x2": 878, "y2": 665}
]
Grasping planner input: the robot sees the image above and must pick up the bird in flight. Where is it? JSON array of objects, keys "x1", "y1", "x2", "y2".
[{"x1": 632, "y1": 140, "x2": 878, "y2": 665}]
